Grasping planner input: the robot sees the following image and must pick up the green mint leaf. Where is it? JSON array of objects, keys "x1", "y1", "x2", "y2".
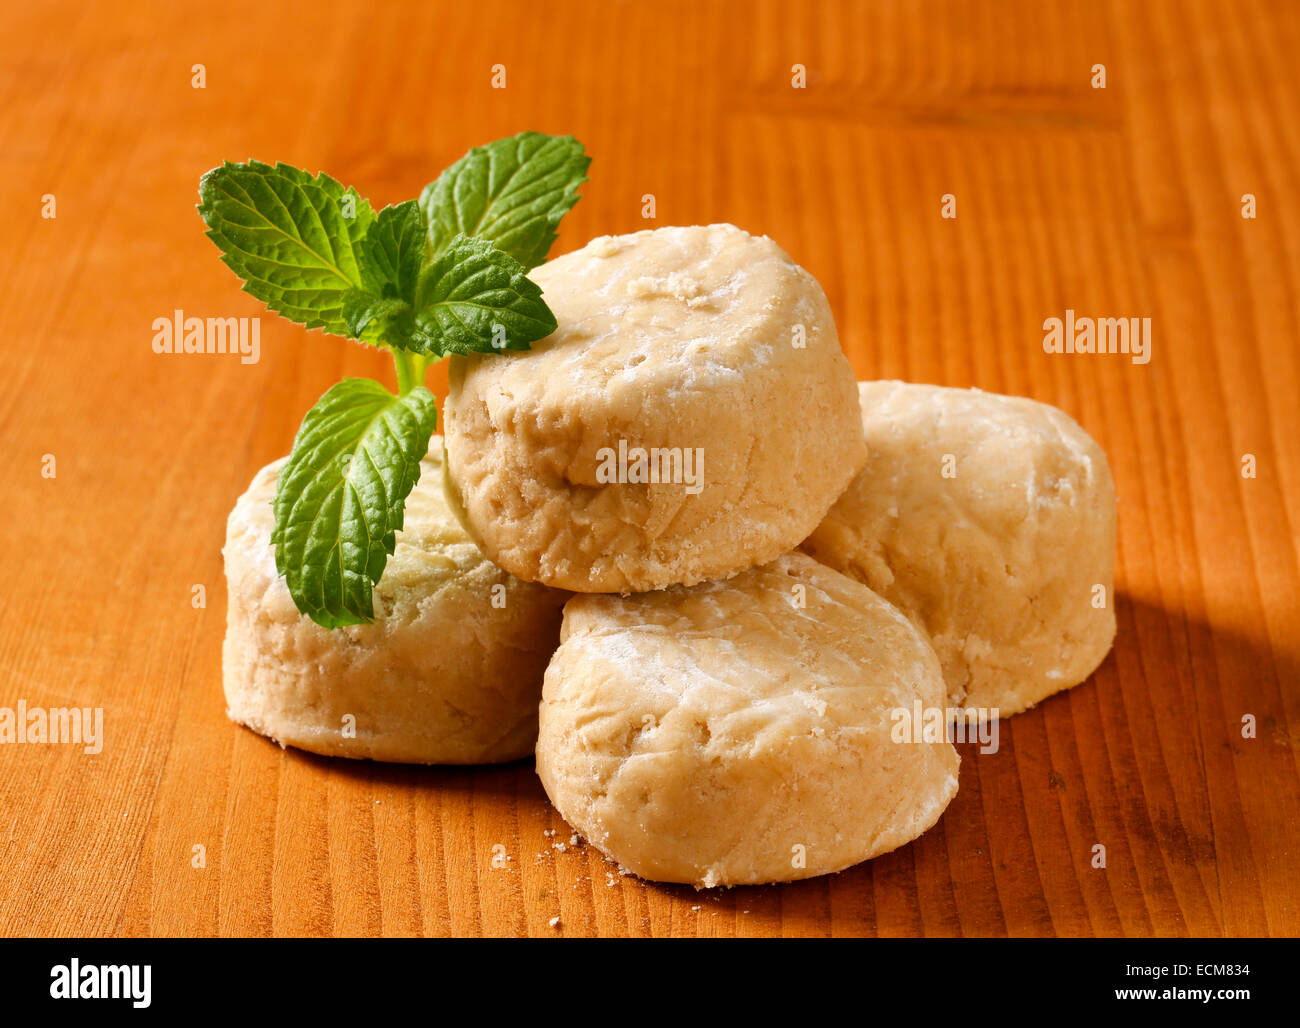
[
  {"x1": 271, "y1": 378, "x2": 437, "y2": 628},
  {"x1": 420, "y1": 132, "x2": 588, "y2": 270},
  {"x1": 198, "y1": 161, "x2": 374, "y2": 336},
  {"x1": 410, "y1": 235, "x2": 557, "y2": 356},
  {"x1": 358, "y1": 200, "x2": 426, "y2": 303},
  {"x1": 342, "y1": 200, "x2": 428, "y2": 347}
]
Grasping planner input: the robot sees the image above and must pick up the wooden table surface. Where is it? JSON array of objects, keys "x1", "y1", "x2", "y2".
[{"x1": 2, "y1": 0, "x2": 1297, "y2": 938}]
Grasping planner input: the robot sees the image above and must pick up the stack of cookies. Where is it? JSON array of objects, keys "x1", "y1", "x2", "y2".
[{"x1": 224, "y1": 223, "x2": 1116, "y2": 888}]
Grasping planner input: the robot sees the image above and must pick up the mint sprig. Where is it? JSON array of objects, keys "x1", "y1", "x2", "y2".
[{"x1": 199, "y1": 132, "x2": 588, "y2": 626}]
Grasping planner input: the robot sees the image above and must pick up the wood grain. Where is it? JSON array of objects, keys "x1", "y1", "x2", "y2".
[{"x1": 1, "y1": 0, "x2": 1296, "y2": 937}]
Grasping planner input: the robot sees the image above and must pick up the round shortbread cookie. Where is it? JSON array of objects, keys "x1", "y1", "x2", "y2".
[
  {"x1": 535, "y1": 552, "x2": 959, "y2": 887},
  {"x1": 222, "y1": 437, "x2": 568, "y2": 764},
  {"x1": 802, "y1": 381, "x2": 1117, "y2": 719},
  {"x1": 443, "y1": 223, "x2": 866, "y2": 593}
]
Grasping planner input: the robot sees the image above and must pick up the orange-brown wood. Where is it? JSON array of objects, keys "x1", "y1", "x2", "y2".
[{"x1": 1, "y1": 0, "x2": 1296, "y2": 937}]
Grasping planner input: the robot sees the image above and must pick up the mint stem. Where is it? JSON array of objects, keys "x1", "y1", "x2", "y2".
[{"x1": 391, "y1": 348, "x2": 425, "y2": 394}]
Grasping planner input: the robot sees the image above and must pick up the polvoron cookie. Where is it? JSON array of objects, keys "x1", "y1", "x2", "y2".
[
  {"x1": 442, "y1": 224, "x2": 866, "y2": 593},
  {"x1": 803, "y1": 381, "x2": 1117, "y2": 718},
  {"x1": 222, "y1": 437, "x2": 568, "y2": 764},
  {"x1": 535, "y1": 552, "x2": 959, "y2": 887}
]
